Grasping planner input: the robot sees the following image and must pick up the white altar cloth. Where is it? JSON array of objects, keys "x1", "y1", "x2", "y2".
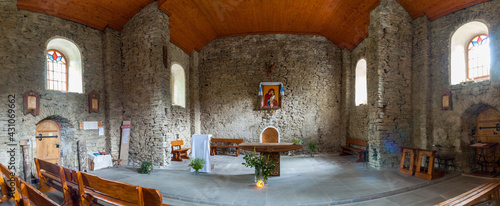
[{"x1": 191, "y1": 134, "x2": 212, "y2": 173}]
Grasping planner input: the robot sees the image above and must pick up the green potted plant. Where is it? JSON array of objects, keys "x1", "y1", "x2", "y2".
[
  {"x1": 188, "y1": 157, "x2": 205, "y2": 175},
  {"x1": 243, "y1": 150, "x2": 276, "y2": 183},
  {"x1": 242, "y1": 150, "x2": 264, "y2": 182},
  {"x1": 293, "y1": 139, "x2": 303, "y2": 145},
  {"x1": 309, "y1": 141, "x2": 319, "y2": 157},
  {"x1": 138, "y1": 161, "x2": 153, "y2": 174}
]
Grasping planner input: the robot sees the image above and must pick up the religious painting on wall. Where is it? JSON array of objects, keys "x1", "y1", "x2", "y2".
[{"x1": 259, "y1": 82, "x2": 284, "y2": 110}]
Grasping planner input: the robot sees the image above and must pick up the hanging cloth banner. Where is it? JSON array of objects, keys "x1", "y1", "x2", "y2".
[{"x1": 259, "y1": 82, "x2": 284, "y2": 96}]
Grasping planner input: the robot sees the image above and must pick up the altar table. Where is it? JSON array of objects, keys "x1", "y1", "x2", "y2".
[{"x1": 239, "y1": 143, "x2": 302, "y2": 176}]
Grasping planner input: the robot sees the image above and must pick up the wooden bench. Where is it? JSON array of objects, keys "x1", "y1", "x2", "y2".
[
  {"x1": 17, "y1": 176, "x2": 60, "y2": 206},
  {"x1": 0, "y1": 163, "x2": 22, "y2": 205},
  {"x1": 211, "y1": 138, "x2": 244, "y2": 156},
  {"x1": 340, "y1": 138, "x2": 368, "y2": 162},
  {"x1": 171, "y1": 140, "x2": 190, "y2": 161},
  {"x1": 435, "y1": 179, "x2": 500, "y2": 206}
]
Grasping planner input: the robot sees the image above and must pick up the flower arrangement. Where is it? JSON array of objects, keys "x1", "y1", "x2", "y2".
[
  {"x1": 242, "y1": 150, "x2": 276, "y2": 183},
  {"x1": 138, "y1": 161, "x2": 153, "y2": 174},
  {"x1": 188, "y1": 157, "x2": 205, "y2": 175}
]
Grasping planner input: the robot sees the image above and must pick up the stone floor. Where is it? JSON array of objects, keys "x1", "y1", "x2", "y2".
[{"x1": 2, "y1": 153, "x2": 495, "y2": 206}]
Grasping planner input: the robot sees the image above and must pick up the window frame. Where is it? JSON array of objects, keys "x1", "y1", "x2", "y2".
[
  {"x1": 466, "y1": 34, "x2": 490, "y2": 81},
  {"x1": 46, "y1": 49, "x2": 69, "y2": 93}
]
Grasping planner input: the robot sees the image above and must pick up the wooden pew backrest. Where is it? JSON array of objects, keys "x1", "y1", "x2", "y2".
[
  {"x1": 19, "y1": 177, "x2": 59, "y2": 206},
  {"x1": 0, "y1": 163, "x2": 21, "y2": 200},
  {"x1": 346, "y1": 138, "x2": 369, "y2": 148},
  {"x1": 77, "y1": 171, "x2": 143, "y2": 205},
  {"x1": 35, "y1": 158, "x2": 71, "y2": 204},
  {"x1": 171, "y1": 140, "x2": 184, "y2": 149}
]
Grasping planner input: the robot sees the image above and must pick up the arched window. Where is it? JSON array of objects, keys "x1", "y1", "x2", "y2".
[
  {"x1": 47, "y1": 38, "x2": 83, "y2": 93},
  {"x1": 47, "y1": 50, "x2": 68, "y2": 92},
  {"x1": 171, "y1": 64, "x2": 186, "y2": 107},
  {"x1": 355, "y1": 59, "x2": 367, "y2": 106},
  {"x1": 450, "y1": 22, "x2": 489, "y2": 85},
  {"x1": 467, "y1": 34, "x2": 490, "y2": 81}
]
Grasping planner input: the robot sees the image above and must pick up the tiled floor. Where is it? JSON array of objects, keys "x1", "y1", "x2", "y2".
[{"x1": 2, "y1": 154, "x2": 495, "y2": 206}]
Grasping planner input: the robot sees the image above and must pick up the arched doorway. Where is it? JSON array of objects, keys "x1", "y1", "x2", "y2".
[
  {"x1": 475, "y1": 108, "x2": 500, "y2": 145},
  {"x1": 35, "y1": 120, "x2": 61, "y2": 165}
]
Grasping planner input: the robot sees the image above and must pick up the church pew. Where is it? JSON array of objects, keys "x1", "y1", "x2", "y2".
[
  {"x1": 435, "y1": 178, "x2": 500, "y2": 206},
  {"x1": 34, "y1": 158, "x2": 76, "y2": 206},
  {"x1": 77, "y1": 171, "x2": 144, "y2": 206},
  {"x1": 0, "y1": 163, "x2": 22, "y2": 204},
  {"x1": 17, "y1": 176, "x2": 59, "y2": 206}
]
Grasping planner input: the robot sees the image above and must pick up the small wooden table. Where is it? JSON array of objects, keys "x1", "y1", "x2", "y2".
[
  {"x1": 239, "y1": 143, "x2": 302, "y2": 176},
  {"x1": 471, "y1": 142, "x2": 498, "y2": 176}
]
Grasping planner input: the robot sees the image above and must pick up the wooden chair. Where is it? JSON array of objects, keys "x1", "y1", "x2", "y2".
[
  {"x1": 111, "y1": 154, "x2": 122, "y2": 167},
  {"x1": 260, "y1": 126, "x2": 280, "y2": 143},
  {"x1": 77, "y1": 171, "x2": 144, "y2": 206},
  {"x1": 0, "y1": 163, "x2": 22, "y2": 203},
  {"x1": 171, "y1": 140, "x2": 190, "y2": 161},
  {"x1": 34, "y1": 158, "x2": 75, "y2": 206},
  {"x1": 18, "y1": 177, "x2": 60, "y2": 206}
]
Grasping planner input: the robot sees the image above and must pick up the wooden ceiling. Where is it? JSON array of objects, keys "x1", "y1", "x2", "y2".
[{"x1": 17, "y1": 0, "x2": 491, "y2": 54}]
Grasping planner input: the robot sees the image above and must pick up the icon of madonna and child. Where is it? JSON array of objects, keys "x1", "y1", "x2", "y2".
[{"x1": 261, "y1": 85, "x2": 281, "y2": 109}]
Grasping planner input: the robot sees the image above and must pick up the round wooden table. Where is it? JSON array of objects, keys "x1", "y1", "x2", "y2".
[{"x1": 239, "y1": 143, "x2": 302, "y2": 176}]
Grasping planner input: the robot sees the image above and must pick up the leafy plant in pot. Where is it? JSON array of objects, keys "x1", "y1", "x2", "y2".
[
  {"x1": 242, "y1": 150, "x2": 276, "y2": 183},
  {"x1": 138, "y1": 161, "x2": 153, "y2": 174},
  {"x1": 309, "y1": 141, "x2": 319, "y2": 157},
  {"x1": 188, "y1": 157, "x2": 205, "y2": 175}
]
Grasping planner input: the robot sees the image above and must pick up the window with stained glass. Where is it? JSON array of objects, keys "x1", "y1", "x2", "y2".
[
  {"x1": 467, "y1": 34, "x2": 490, "y2": 81},
  {"x1": 47, "y1": 50, "x2": 68, "y2": 92}
]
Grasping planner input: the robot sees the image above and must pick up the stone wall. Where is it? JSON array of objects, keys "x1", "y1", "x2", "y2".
[
  {"x1": 347, "y1": 38, "x2": 374, "y2": 142},
  {"x1": 121, "y1": 2, "x2": 172, "y2": 167},
  {"x1": 190, "y1": 51, "x2": 202, "y2": 135},
  {"x1": 0, "y1": 0, "x2": 116, "y2": 176},
  {"x1": 102, "y1": 28, "x2": 123, "y2": 155},
  {"x1": 411, "y1": 16, "x2": 432, "y2": 149},
  {"x1": 427, "y1": 0, "x2": 500, "y2": 171},
  {"x1": 199, "y1": 34, "x2": 342, "y2": 153},
  {"x1": 367, "y1": 0, "x2": 413, "y2": 168},
  {"x1": 121, "y1": 3, "x2": 192, "y2": 167},
  {"x1": 167, "y1": 42, "x2": 192, "y2": 157}
]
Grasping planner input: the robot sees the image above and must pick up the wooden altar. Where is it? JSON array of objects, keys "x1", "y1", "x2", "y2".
[{"x1": 239, "y1": 143, "x2": 302, "y2": 176}]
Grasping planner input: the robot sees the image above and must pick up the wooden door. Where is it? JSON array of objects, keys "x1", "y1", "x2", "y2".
[
  {"x1": 475, "y1": 108, "x2": 500, "y2": 156},
  {"x1": 35, "y1": 120, "x2": 61, "y2": 165}
]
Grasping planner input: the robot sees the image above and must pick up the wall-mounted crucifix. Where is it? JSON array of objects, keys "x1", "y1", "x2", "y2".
[{"x1": 266, "y1": 62, "x2": 275, "y2": 77}]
